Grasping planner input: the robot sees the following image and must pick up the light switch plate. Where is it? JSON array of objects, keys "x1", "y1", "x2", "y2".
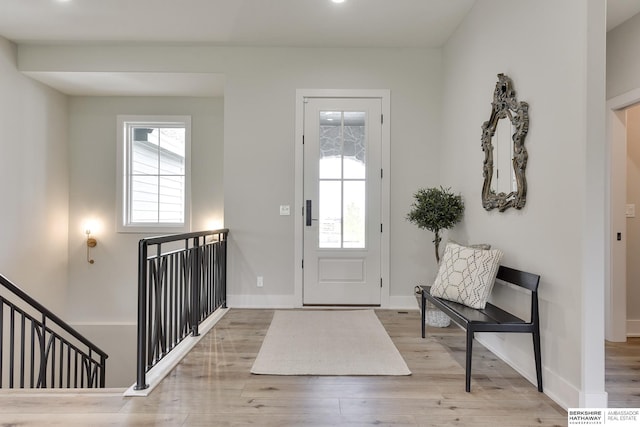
[
  {"x1": 280, "y1": 205, "x2": 291, "y2": 216},
  {"x1": 626, "y1": 204, "x2": 636, "y2": 218}
]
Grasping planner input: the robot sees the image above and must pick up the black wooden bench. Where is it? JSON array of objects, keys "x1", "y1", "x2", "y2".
[{"x1": 419, "y1": 265, "x2": 542, "y2": 393}]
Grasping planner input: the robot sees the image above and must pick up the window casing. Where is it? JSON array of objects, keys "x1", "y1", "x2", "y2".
[{"x1": 117, "y1": 115, "x2": 191, "y2": 233}]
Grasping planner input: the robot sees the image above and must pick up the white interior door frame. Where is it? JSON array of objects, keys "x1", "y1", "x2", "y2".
[
  {"x1": 294, "y1": 89, "x2": 390, "y2": 308},
  {"x1": 607, "y1": 88, "x2": 640, "y2": 342}
]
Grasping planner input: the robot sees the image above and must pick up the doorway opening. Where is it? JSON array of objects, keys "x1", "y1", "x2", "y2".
[{"x1": 607, "y1": 90, "x2": 640, "y2": 342}]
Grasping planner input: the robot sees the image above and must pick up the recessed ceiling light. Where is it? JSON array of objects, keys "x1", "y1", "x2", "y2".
[{"x1": 331, "y1": 0, "x2": 346, "y2": 3}]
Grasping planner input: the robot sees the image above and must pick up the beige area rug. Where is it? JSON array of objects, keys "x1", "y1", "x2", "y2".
[{"x1": 250, "y1": 310, "x2": 411, "y2": 376}]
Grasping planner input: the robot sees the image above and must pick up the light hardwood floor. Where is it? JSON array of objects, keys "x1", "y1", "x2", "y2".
[
  {"x1": 606, "y1": 337, "x2": 640, "y2": 408},
  {"x1": 0, "y1": 309, "x2": 567, "y2": 426}
]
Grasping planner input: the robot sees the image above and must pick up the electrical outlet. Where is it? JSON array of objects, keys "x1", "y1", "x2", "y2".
[
  {"x1": 280, "y1": 205, "x2": 291, "y2": 216},
  {"x1": 257, "y1": 276, "x2": 264, "y2": 287}
]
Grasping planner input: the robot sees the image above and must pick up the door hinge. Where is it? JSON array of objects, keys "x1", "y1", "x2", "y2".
[
  {"x1": 302, "y1": 134, "x2": 305, "y2": 145},
  {"x1": 380, "y1": 223, "x2": 383, "y2": 233},
  {"x1": 381, "y1": 114, "x2": 384, "y2": 124},
  {"x1": 302, "y1": 259, "x2": 304, "y2": 269},
  {"x1": 380, "y1": 278, "x2": 383, "y2": 288},
  {"x1": 381, "y1": 168, "x2": 383, "y2": 179}
]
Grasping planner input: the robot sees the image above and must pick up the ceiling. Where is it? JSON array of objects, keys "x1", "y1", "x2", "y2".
[
  {"x1": 0, "y1": 0, "x2": 476, "y2": 47},
  {"x1": 1, "y1": 0, "x2": 637, "y2": 97},
  {"x1": 607, "y1": 0, "x2": 640, "y2": 31}
]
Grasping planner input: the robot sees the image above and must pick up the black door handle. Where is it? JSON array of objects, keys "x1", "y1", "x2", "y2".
[{"x1": 306, "y1": 200, "x2": 312, "y2": 226}]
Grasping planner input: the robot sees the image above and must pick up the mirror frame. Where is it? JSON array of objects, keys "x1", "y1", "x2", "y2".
[{"x1": 481, "y1": 73, "x2": 529, "y2": 212}]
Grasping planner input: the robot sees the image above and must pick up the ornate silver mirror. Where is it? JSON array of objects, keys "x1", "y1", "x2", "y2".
[{"x1": 481, "y1": 73, "x2": 529, "y2": 212}]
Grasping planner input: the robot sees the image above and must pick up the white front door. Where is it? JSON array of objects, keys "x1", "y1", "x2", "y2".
[{"x1": 303, "y1": 97, "x2": 382, "y2": 305}]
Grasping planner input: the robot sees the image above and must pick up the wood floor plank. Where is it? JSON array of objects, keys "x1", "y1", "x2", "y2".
[
  {"x1": 184, "y1": 413, "x2": 419, "y2": 426},
  {"x1": 0, "y1": 392, "x2": 128, "y2": 414},
  {"x1": 240, "y1": 382, "x2": 445, "y2": 400},
  {"x1": 417, "y1": 416, "x2": 566, "y2": 427},
  {"x1": 338, "y1": 397, "x2": 564, "y2": 417},
  {"x1": 606, "y1": 337, "x2": 640, "y2": 408},
  {"x1": 0, "y1": 413, "x2": 188, "y2": 426},
  {"x1": 121, "y1": 394, "x2": 341, "y2": 416}
]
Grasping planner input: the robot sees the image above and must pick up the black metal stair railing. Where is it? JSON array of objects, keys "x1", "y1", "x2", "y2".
[
  {"x1": 135, "y1": 229, "x2": 228, "y2": 391},
  {"x1": 0, "y1": 275, "x2": 108, "y2": 389}
]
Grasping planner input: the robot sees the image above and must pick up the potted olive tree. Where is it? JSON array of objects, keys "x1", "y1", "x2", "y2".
[
  {"x1": 407, "y1": 186, "x2": 464, "y2": 264},
  {"x1": 407, "y1": 186, "x2": 464, "y2": 327}
]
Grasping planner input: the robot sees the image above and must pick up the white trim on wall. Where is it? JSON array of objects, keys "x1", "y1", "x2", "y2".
[
  {"x1": 476, "y1": 335, "x2": 579, "y2": 410},
  {"x1": 581, "y1": 0, "x2": 607, "y2": 408},
  {"x1": 294, "y1": 89, "x2": 391, "y2": 308},
  {"x1": 227, "y1": 294, "x2": 297, "y2": 309},
  {"x1": 388, "y1": 296, "x2": 420, "y2": 311},
  {"x1": 626, "y1": 320, "x2": 640, "y2": 337}
]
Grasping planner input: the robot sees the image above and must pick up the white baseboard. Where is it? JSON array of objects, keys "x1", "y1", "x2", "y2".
[
  {"x1": 579, "y1": 391, "x2": 609, "y2": 408},
  {"x1": 227, "y1": 294, "x2": 297, "y2": 308},
  {"x1": 476, "y1": 334, "x2": 579, "y2": 410},
  {"x1": 69, "y1": 321, "x2": 136, "y2": 326},
  {"x1": 228, "y1": 294, "x2": 421, "y2": 310},
  {"x1": 388, "y1": 296, "x2": 420, "y2": 310},
  {"x1": 626, "y1": 319, "x2": 640, "y2": 337}
]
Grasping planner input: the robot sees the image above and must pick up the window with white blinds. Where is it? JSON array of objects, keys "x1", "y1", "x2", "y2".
[{"x1": 117, "y1": 115, "x2": 191, "y2": 233}]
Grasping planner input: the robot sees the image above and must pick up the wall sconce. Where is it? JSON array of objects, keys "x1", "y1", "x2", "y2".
[{"x1": 86, "y1": 229, "x2": 97, "y2": 264}]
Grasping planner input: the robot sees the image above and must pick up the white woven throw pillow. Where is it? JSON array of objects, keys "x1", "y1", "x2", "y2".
[{"x1": 430, "y1": 242, "x2": 503, "y2": 309}]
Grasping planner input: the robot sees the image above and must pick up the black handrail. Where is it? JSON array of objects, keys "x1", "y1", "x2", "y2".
[
  {"x1": 135, "y1": 229, "x2": 228, "y2": 391},
  {"x1": 0, "y1": 274, "x2": 108, "y2": 388}
]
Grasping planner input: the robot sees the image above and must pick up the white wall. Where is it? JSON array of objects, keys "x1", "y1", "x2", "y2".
[
  {"x1": 0, "y1": 37, "x2": 69, "y2": 314},
  {"x1": 607, "y1": 11, "x2": 640, "y2": 100},
  {"x1": 440, "y1": 0, "x2": 605, "y2": 408},
  {"x1": 66, "y1": 96, "x2": 224, "y2": 322},
  {"x1": 71, "y1": 323, "x2": 137, "y2": 388}
]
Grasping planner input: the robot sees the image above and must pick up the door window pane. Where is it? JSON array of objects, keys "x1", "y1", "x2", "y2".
[
  {"x1": 317, "y1": 110, "x2": 368, "y2": 249},
  {"x1": 343, "y1": 181, "x2": 366, "y2": 248},
  {"x1": 319, "y1": 111, "x2": 342, "y2": 179},
  {"x1": 319, "y1": 180, "x2": 342, "y2": 248},
  {"x1": 343, "y1": 112, "x2": 366, "y2": 179}
]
